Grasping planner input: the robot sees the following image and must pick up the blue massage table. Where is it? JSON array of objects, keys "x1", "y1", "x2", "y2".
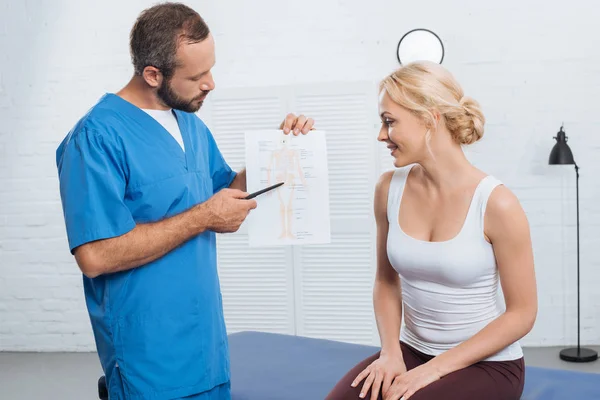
[
  {"x1": 228, "y1": 331, "x2": 600, "y2": 400},
  {"x1": 96, "y1": 331, "x2": 599, "y2": 399}
]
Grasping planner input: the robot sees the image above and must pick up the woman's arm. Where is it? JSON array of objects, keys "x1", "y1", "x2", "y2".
[
  {"x1": 351, "y1": 171, "x2": 407, "y2": 400},
  {"x1": 373, "y1": 171, "x2": 404, "y2": 357},
  {"x1": 428, "y1": 184, "x2": 538, "y2": 377}
]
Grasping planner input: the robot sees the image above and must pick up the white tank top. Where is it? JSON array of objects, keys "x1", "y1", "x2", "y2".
[{"x1": 386, "y1": 164, "x2": 523, "y2": 361}]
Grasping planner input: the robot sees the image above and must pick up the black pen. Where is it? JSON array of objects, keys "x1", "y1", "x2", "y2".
[{"x1": 244, "y1": 182, "x2": 285, "y2": 200}]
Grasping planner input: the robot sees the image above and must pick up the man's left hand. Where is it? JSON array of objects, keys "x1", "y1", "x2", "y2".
[{"x1": 279, "y1": 113, "x2": 315, "y2": 135}]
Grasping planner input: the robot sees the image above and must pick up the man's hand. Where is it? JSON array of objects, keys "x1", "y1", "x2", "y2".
[
  {"x1": 199, "y1": 189, "x2": 257, "y2": 233},
  {"x1": 279, "y1": 113, "x2": 315, "y2": 135}
]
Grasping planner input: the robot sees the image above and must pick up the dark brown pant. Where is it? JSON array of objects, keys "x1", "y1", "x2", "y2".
[{"x1": 326, "y1": 341, "x2": 525, "y2": 400}]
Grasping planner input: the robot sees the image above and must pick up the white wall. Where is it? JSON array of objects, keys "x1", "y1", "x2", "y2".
[{"x1": 1, "y1": 0, "x2": 599, "y2": 351}]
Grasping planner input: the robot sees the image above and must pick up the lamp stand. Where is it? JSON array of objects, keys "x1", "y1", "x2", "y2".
[{"x1": 559, "y1": 164, "x2": 598, "y2": 363}]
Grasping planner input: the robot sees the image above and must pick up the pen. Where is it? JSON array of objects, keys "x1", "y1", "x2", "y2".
[{"x1": 244, "y1": 182, "x2": 285, "y2": 200}]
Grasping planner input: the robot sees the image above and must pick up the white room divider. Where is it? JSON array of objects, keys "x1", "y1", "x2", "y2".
[{"x1": 200, "y1": 82, "x2": 395, "y2": 346}]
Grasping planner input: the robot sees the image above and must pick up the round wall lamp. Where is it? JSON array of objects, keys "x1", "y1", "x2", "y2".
[{"x1": 397, "y1": 28, "x2": 445, "y2": 65}]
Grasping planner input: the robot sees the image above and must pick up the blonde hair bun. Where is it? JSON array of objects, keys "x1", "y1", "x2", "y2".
[
  {"x1": 451, "y1": 96, "x2": 485, "y2": 145},
  {"x1": 380, "y1": 61, "x2": 485, "y2": 145}
]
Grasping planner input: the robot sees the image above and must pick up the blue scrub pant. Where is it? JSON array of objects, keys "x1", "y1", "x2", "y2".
[
  {"x1": 179, "y1": 382, "x2": 231, "y2": 399},
  {"x1": 110, "y1": 372, "x2": 230, "y2": 400}
]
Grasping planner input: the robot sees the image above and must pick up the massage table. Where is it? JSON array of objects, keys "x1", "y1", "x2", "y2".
[
  {"x1": 98, "y1": 331, "x2": 600, "y2": 399},
  {"x1": 227, "y1": 331, "x2": 600, "y2": 400}
]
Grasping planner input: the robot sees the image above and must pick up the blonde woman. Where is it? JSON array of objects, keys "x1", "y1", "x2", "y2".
[{"x1": 326, "y1": 61, "x2": 537, "y2": 400}]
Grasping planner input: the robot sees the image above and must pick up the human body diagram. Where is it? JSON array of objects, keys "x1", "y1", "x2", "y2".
[{"x1": 266, "y1": 137, "x2": 308, "y2": 239}]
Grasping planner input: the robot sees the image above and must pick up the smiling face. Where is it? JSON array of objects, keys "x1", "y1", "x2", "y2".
[
  {"x1": 377, "y1": 89, "x2": 432, "y2": 167},
  {"x1": 376, "y1": 61, "x2": 487, "y2": 167}
]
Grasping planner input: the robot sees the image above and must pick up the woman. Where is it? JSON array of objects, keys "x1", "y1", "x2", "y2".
[{"x1": 326, "y1": 61, "x2": 537, "y2": 400}]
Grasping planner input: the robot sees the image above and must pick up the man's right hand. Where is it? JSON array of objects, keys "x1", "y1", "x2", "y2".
[{"x1": 200, "y1": 188, "x2": 258, "y2": 233}]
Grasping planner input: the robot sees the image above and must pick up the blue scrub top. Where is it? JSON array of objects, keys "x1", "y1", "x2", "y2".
[{"x1": 56, "y1": 93, "x2": 237, "y2": 399}]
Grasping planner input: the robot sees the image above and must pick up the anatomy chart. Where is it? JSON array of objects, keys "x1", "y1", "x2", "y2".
[{"x1": 244, "y1": 130, "x2": 331, "y2": 247}]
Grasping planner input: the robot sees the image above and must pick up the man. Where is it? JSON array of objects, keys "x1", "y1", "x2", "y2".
[{"x1": 55, "y1": 3, "x2": 314, "y2": 399}]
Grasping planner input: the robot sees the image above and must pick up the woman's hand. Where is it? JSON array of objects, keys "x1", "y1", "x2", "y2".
[
  {"x1": 383, "y1": 363, "x2": 441, "y2": 400},
  {"x1": 351, "y1": 351, "x2": 407, "y2": 400}
]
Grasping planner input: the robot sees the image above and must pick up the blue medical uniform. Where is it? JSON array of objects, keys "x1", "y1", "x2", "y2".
[{"x1": 56, "y1": 93, "x2": 236, "y2": 399}]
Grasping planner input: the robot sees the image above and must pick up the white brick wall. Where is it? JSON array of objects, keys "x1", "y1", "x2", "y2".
[{"x1": 1, "y1": 0, "x2": 599, "y2": 351}]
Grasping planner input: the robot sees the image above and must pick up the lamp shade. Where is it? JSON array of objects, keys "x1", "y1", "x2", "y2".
[{"x1": 549, "y1": 126, "x2": 575, "y2": 165}]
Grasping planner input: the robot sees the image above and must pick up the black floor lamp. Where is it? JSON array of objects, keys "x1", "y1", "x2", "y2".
[{"x1": 549, "y1": 125, "x2": 598, "y2": 363}]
